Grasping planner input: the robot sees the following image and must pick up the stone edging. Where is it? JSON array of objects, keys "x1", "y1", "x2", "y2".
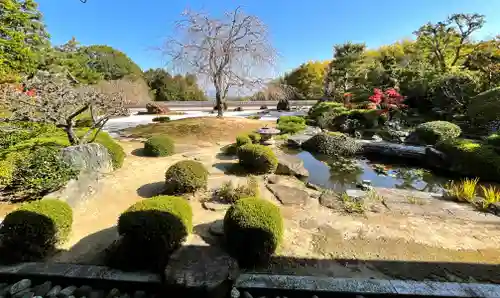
[{"x1": 234, "y1": 274, "x2": 500, "y2": 297}]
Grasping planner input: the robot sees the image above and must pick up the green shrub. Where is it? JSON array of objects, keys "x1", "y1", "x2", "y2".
[
  {"x1": 236, "y1": 134, "x2": 252, "y2": 147},
  {"x1": 111, "y1": 195, "x2": 192, "y2": 271},
  {"x1": 237, "y1": 144, "x2": 278, "y2": 174},
  {"x1": 316, "y1": 106, "x2": 349, "y2": 129},
  {"x1": 1, "y1": 146, "x2": 77, "y2": 201},
  {"x1": 0, "y1": 122, "x2": 59, "y2": 150},
  {"x1": 247, "y1": 132, "x2": 261, "y2": 144},
  {"x1": 408, "y1": 121, "x2": 461, "y2": 145},
  {"x1": 215, "y1": 176, "x2": 259, "y2": 203},
  {"x1": 94, "y1": 132, "x2": 125, "y2": 169},
  {"x1": 277, "y1": 116, "x2": 306, "y2": 125},
  {"x1": 0, "y1": 199, "x2": 72, "y2": 262},
  {"x1": 152, "y1": 116, "x2": 171, "y2": 123},
  {"x1": 302, "y1": 133, "x2": 361, "y2": 157},
  {"x1": 222, "y1": 143, "x2": 238, "y2": 156},
  {"x1": 144, "y1": 136, "x2": 174, "y2": 157},
  {"x1": 308, "y1": 101, "x2": 344, "y2": 121},
  {"x1": 469, "y1": 87, "x2": 500, "y2": 129},
  {"x1": 164, "y1": 160, "x2": 208, "y2": 194},
  {"x1": 486, "y1": 133, "x2": 500, "y2": 147},
  {"x1": 436, "y1": 139, "x2": 500, "y2": 180},
  {"x1": 224, "y1": 197, "x2": 283, "y2": 267},
  {"x1": 277, "y1": 121, "x2": 306, "y2": 134}
]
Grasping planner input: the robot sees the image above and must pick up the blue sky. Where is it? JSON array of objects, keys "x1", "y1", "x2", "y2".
[{"x1": 37, "y1": 0, "x2": 500, "y2": 74}]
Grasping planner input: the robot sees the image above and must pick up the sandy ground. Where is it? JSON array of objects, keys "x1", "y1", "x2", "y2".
[{"x1": 45, "y1": 136, "x2": 500, "y2": 282}]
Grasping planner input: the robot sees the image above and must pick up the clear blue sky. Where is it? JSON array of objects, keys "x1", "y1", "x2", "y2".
[{"x1": 37, "y1": 0, "x2": 500, "y2": 74}]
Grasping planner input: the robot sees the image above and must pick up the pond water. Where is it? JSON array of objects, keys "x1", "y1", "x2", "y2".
[{"x1": 285, "y1": 149, "x2": 451, "y2": 194}]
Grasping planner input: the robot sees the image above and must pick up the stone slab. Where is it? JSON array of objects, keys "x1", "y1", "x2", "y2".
[{"x1": 266, "y1": 184, "x2": 309, "y2": 206}]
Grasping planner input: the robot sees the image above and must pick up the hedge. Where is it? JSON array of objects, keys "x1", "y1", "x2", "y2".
[
  {"x1": 407, "y1": 121, "x2": 461, "y2": 145},
  {"x1": 307, "y1": 101, "x2": 344, "y2": 122},
  {"x1": 0, "y1": 199, "x2": 72, "y2": 262},
  {"x1": 236, "y1": 134, "x2": 252, "y2": 147},
  {"x1": 224, "y1": 197, "x2": 283, "y2": 267},
  {"x1": 436, "y1": 139, "x2": 500, "y2": 180},
  {"x1": 277, "y1": 116, "x2": 305, "y2": 125},
  {"x1": 164, "y1": 160, "x2": 208, "y2": 194},
  {"x1": 468, "y1": 87, "x2": 500, "y2": 128},
  {"x1": 247, "y1": 132, "x2": 261, "y2": 144},
  {"x1": 144, "y1": 136, "x2": 174, "y2": 157},
  {"x1": 110, "y1": 196, "x2": 192, "y2": 271},
  {"x1": 237, "y1": 144, "x2": 278, "y2": 174},
  {"x1": 277, "y1": 120, "x2": 306, "y2": 134},
  {"x1": 302, "y1": 133, "x2": 361, "y2": 157}
]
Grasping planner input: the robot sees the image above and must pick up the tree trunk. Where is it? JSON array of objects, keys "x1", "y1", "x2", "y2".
[
  {"x1": 215, "y1": 90, "x2": 223, "y2": 117},
  {"x1": 64, "y1": 125, "x2": 78, "y2": 145}
]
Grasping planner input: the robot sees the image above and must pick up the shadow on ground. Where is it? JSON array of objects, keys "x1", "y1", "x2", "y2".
[
  {"x1": 215, "y1": 153, "x2": 237, "y2": 161},
  {"x1": 212, "y1": 162, "x2": 248, "y2": 177},
  {"x1": 193, "y1": 221, "x2": 224, "y2": 247},
  {"x1": 136, "y1": 181, "x2": 165, "y2": 198},
  {"x1": 130, "y1": 148, "x2": 151, "y2": 157}
]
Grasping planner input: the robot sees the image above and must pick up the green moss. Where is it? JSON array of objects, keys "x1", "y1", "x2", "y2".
[
  {"x1": 93, "y1": 132, "x2": 125, "y2": 169},
  {"x1": 409, "y1": 121, "x2": 462, "y2": 145},
  {"x1": 0, "y1": 199, "x2": 73, "y2": 262},
  {"x1": 302, "y1": 133, "x2": 361, "y2": 157},
  {"x1": 164, "y1": 160, "x2": 208, "y2": 194},
  {"x1": 247, "y1": 132, "x2": 261, "y2": 144},
  {"x1": 308, "y1": 101, "x2": 344, "y2": 121},
  {"x1": 277, "y1": 116, "x2": 306, "y2": 125},
  {"x1": 237, "y1": 144, "x2": 278, "y2": 174},
  {"x1": 224, "y1": 197, "x2": 283, "y2": 267},
  {"x1": 144, "y1": 136, "x2": 174, "y2": 157},
  {"x1": 236, "y1": 134, "x2": 252, "y2": 147}
]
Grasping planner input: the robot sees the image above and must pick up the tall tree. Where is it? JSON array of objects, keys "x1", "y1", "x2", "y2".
[
  {"x1": 0, "y1": 0, "x2": 50, "y2": 82},
  {"x1": 144, "y1": 68, "x2": 206, "y2": 101},
  {"x1": 284, "y1": 61, "x2": 329, "y2": 99},
  {"x1": 83, "y1": 45, "x2": 143, "y2": 81},
  {"x1": 163, "y1": 7, "x2": 276, "y2": 116}
]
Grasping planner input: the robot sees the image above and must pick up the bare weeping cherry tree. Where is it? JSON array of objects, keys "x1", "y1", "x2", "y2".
[
  {"x1": 0, "y1": 71, "x2": 128, "y2": 145},
  {"x1": 163, "y1": 7, "x2": 277, "y2": 116}
]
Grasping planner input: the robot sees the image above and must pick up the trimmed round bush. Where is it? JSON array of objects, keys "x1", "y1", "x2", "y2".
[
  {"x1": 143, "y1": 136, "x2": 174, "y2": 157},
  {"x1": 152, "y1": 116, "x2": 171, "y2": 123},
  {"x1": 237, "y1": 144, "x2": 278, "y2": 174},
  {"x1": 110, "y1": 196, "x2": 192, "y2": 271},
  {"x1": 224, "y1": 197, "x2": 283, "y2": 267},
  {"x1": 277, "y1": 116, "x2": 306, "y2": 125},
  {"x1": 302, "y1": 133, "x2": 361, "y2": 157},
  {"x1": 247, "y1": 132, "x2": 261, "y2": 144},
  {"x1": 436, "y1": 139, "x2": 500, "y2": 180},
  {"x1": 407, "y1": 121, "x2": 461, "y2": 145},
  {"x1": 277, "y1": 121, "x2": 306, "y2": 134},
  {"x1": 164, "y1": 160, "x2": 208, "y2": 194},
  {"x1": 236, "y1": 134, "x2": 252, "y2": 147},
  {"x1": 0, "y1": 199, "x2": 72, "y2": 262}
]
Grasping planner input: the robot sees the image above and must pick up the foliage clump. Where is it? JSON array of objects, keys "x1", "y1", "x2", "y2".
[
  {"x1": 237, "y1": 144, "x2": 278, "y2": 174},
  {"x1": 302, "y1": 133, "x2": 361, "y2": 157},
  {"x1": 108, "y1": 196, "x2": 192, "y2": 271},
  {"x1": 407, "y1": 121, "x2": 461, "y2": 145},
  {"x1": 277, "y1": 116, "x2": 306, "y2": 134},
  {"x1": 224, "y1": 197, "x2": 283, "y2": 267},
  {"x1": 144, "y1": 136, "x2": 174, "y2": 157},
  {"x1": 164, "y1": 160, "x2": 208, "y2": 194},
  {"x1": 0, "y1": 199, "x2": 73, "y2": 262},
  {"x1": 215, "y1": 176, "x2": 259, "y2": 203},
  {"x1": 152, "y1": 116, "x2": 171, "y2": 123}
]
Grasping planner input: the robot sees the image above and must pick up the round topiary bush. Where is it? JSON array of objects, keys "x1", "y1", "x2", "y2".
[
  {"x1": 164, "y1": 160, "x2": 208, "y2": 194},
  {"x1": 224, "y1": 197, "x2": 283, "y2": 267},
  {"x1": 302, "y1": 133, "x2": 361, "y2": 157},
  {"x1": 407, "y1": 121, "x2": 461, "y2": 145},
  {"x1": 109, "y1": 196, "x2": 192, "y2": 271},
  {"x1": 143, "y1": 136, "x2": 175, "y2": 157},
  {"x1": 0, "y1": 199, "x2": 72, "y2": 262},
  {"x1": 247, "y1": 132, "x2": 261, "y2": 144},
  {"x1": 236, "y1": 134, "x2": 252, "y2": 147},
  {"x1": 237, "y1": 144, "x2": 278, "y2": 174}
]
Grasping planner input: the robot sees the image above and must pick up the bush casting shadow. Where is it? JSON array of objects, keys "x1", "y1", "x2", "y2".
[
  {"x1": 212, "y1": 162, "x2": 250, "y2": 177},
  {"x1": 136, "y1": 181, "x2": 166, "y2": 198},
  {"x1": 0, "y1": 210, "x2": 57, "y2": 264},
  {"x1": 215, "y1": 152, "x2": 237, "y2": 161},
  {"x1": 131, "y1": 148, "x2": 157, "y2": 157},
  {"x1": 106, "y1": 210, "x2": 188, "y2": 273}
]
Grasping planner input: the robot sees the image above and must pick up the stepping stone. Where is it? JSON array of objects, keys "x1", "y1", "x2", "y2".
[
  {"x1": 209, "y1": 220, "x2": 224, "y2": 236},
  {"x1": 267, "y1": 184, "x2": 309, "y2": 206}
]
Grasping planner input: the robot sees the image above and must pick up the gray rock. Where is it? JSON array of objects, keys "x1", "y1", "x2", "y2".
[
  {"x1": 89, "y1": 290, "x2": 104, "y2": 298},
  {"x1": 12, "y1": 289, "x2": 33, "y2": 298},
  {"x1": 267, "y1": 175, "x2": 280, "y2": 184},
  {"x1": 46, "y1": 286, "x2": 62, "y2": 297},
  {"x1": 489, "y1": 202, "x2": 500, "y2": 216},
  {"x1": 359, "y1": 140, "x2": 426, "y2": 162},
  {"x1": 45, "y1": 143, "x2": 113, "y2": 207},
  {"x1": 319, "y1": 192, "x2": 342, "y2": 210},
  {"x1": 231, "y1": 288, "x2": 240, "y2": 298},
  {"x1": 58, "y1": 286, "x2": 76, "y2": 298},
  {"x1": 202, "y1": 201, "x2": 230, "y2": 212},
  {"x1": 306, "y1": 182, "x2": 322, "y2": 191},
  {"x1": 165, "y1": 245, "x2": 239, "y2": 291},
  {"x1": 275, "y1": 153, "x2": 309, "y2": 178},
  {"x1": 105, "y1": 289, "x2": 120, "y2": 298},
  {"x1": 0, "y1": 284, "x2": 9, "y2": 296},
  {"x1": 371, "y1": 134, "x2": 383, "y2": 142},
  {"x1": 74, "y1": 285, "x2": 92, "y2": 298},
  {"x1": 267, "y1": 184, "x2": 309, "y2": 206},
  {"x1": 242, "y1": 292, "x2": 253, "y2": 298},
  {"x1": 10, "y1": 279, "x2": 31, "y2": 295},
  {"x1": 33, "y1": 281, "x2": 52, "y2": 297},
  {"x1": 209, "y1": 220, "x2": 224, "y2": 236}
]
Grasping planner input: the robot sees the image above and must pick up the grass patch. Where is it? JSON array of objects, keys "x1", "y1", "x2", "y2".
[
  {"x1": 339, "y1": 192, "x2": 365, "y2": 214},
  {"x1": 406, "y1": 196, "x2": 426, "y2": 205}
]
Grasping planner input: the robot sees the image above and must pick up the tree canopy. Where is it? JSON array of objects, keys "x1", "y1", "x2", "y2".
[
  {"x1": 144, "y1": 68, "x2": 207, "y2": 101},
  {"x1": 283, "y1": 61, "x2": 329, "y2": 99}
]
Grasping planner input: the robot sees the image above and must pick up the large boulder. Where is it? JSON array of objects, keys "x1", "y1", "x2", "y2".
[
  {"x1": 45, "y1": 143, "x2": 113, "y2": 207},
  {"x1": 275, "y1": 153, "x2": 309, "y2": 178},
  {"x1": 146, "y1": 102, "x2": 169, "y2": 114}
]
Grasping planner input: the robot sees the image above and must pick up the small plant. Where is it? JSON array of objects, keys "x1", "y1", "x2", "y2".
[
  {"x1": 339, "y1": 192, "x2": 365, "y2": 213},
  {"x1": 237, "y1": 144, "x2": 278, "y2": 174},
  {"x1": 164, "y1": 160, "x2": 208, "y2": 194},
  {"x1": 406, "y1": 196, "x2": 425, "y2": 205},
  {"x1": 365, "y1": 189, "x2": 386, "y2": 203},
  {"x1": 215, "y1": 176, "x2": 259, "y2": 203},
  {"x1": 152, "y1": 116, "x2": 171, "y2": 123},
  {"x1": 480, "y1": 185, "x2": 500, "y2": 209},
  {"x1": 444, "y1": 178, "x2": 479, "y2": 202},
  {"x1": 143, "y1": 135, "x2": 175, "y2": 157}
]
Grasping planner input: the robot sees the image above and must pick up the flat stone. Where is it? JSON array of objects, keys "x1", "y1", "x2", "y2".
[
  {"x1": 275, "y1": 153, "x2": 309, "y2": 178},
  {"x1": 46, "y1": 286, "x2": 62, "y2": 297},
  {"x1": 266, "y1": 184, "x2": 309, "y2": 206},
  {"x1": 13, "y1": 289, "x2": 33, "y2": 298},
  {"x1": 209, "y1": 220, "x2": 224, "y2": 236},
  {"x1": 33, "y1": 281, "x2": 52, "y2": 297},
  {"x1": 165, "y1": 245, "x2": 239, "y2": 291},
  {"x1": 10, "y1": 279, "x2": 31, "y2": 295},
  {"x1": 202, "y1": 201, "x2": 230, "y2": 212},
  {"x1": 73, "y1": 286, "x2": 92, "y2": 298},
  {"x1": 305, "y1": 182, "x2": 322, "y2": 191},
  {"x1": 319, "y1": 192, "x2": 342, "y2": 210},
  {"x1": 267, "y1": 175, "x2": 280, "y2": 184},
  {"x1": 242, "y1": 292, "x2": 253, "y2": 298},
  {"x1": 58, "y1": 286, "x2": 76, "y2": 298}
]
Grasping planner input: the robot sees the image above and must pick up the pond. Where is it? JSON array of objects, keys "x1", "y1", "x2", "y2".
[{"x1": 285, "y1": 149, "x2": 451, "y2": 194}]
